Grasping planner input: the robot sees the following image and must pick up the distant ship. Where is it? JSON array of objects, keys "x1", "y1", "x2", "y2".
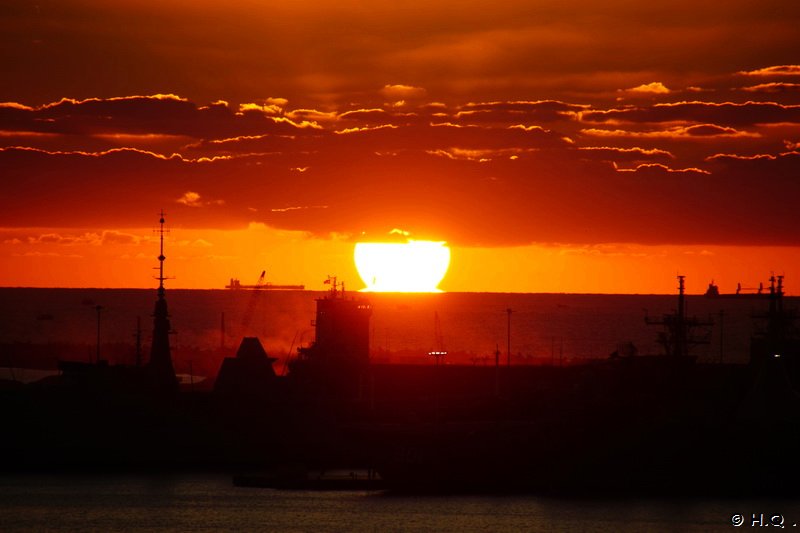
[
  {"x1": 705, "y1": 280, "x2": 767, "y2": 298},
  {"x1": 226, "y1": 270, "x2": 304, "y2": 290}
]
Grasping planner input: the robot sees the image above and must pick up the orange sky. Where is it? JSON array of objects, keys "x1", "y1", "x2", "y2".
[{"x1": 2, "y1": 1, "x2": 800, "y2": 293}]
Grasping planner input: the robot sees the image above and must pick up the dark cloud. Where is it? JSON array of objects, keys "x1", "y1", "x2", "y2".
[
  {"x1": 338, "y1": 109, "x2": 391, "y2": 122},
  {"x1": 3, "y1": 2, "x2": 800, "y2": 107},
  {"x1": 3, "y1": 137, "x2": 800, "y2": 246},
  {"x1": 580, "y1": 124, "x2": 757, "y2": 140},
  {"x1": 741, "y1": 83, "x2": 800, "y2": 93},
  {"x1": 0, "y1": 96, "x2": 320, "y2": 140},
  {"x1": 577, "y1": 146, "x2": 675, "y2": 163},
  {"x1": 684, "y1": 124, "x2": 746, "y2": 137},
  {"x1": 2, "y1": 67, "x2": 800, "y2": 248},
  {"x1": 454, "y1": 101, "x2": 586, "y2": 124},
  {"x1": 740, "y1": 65, "x2": 800, "y2": 77},
  {"x1": 580, "y1": 102, "x2": 800, "y2": 127}
]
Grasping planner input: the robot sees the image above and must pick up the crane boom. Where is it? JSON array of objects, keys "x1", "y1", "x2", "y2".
[{"x1": 241, "y1": 270, "x2": 267, "y2": 335}]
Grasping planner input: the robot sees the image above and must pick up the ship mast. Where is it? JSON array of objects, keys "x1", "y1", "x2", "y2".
[
  {"x1": 646, "y1": 275, "x2": 713, "y2": 358},
  {"x1": 753, "y1": 275, "x2": 796, "y2": 361}
]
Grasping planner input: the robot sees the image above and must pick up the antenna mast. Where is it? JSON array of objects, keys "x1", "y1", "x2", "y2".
[
  {"x1": 155, "y1": 209, "x2": 170, "y2": 295},
  {"x1": 645, "y1": 275, "x2": 713, "y2": 358},
  {"x1": 147, "y1": 210, "x2": 178, "y2": 390}
]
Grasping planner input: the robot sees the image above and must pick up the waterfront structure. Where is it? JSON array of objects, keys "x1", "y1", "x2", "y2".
[
  {"x1": 289, "y1": 276, "x2": 372, "y2": 398},
  {"x1": 214, "y1": 337, "x2": 278, "y2": 399}
]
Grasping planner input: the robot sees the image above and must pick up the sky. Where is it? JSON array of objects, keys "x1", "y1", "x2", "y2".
[{"x1": 2, "y1": 1, "x2": 800, "y2": 293}]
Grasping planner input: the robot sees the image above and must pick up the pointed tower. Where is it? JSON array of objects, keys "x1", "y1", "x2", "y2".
[{"x1": 147, "y1": 211, "x2": 178, "y2": 391}]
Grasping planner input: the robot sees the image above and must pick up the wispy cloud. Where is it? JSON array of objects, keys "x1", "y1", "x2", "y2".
[
  {"x1": 176, "y1": 191, "x2": 225, "y2": 208},
  {"x1": 270, "y1": 205, "x2": 329, "y2": 213},
  {"x1": 623, "y1": 82, "x2": 671, "y2": 94},
  {"x1": 581, "y1": 124, "x2": 758, "y2": 139},
  {"x1": 739, "y1": 65, "x2": 800, "y2": 76},
  {"x1": 380, "y1": 84, "x2": 427, "y2": 101},
  {"x1": 615, "y1": 163, "x2": 710, "y2": 175},
  {"x1": 741, "y1": 82, "x2": 800, "y2": 93}
]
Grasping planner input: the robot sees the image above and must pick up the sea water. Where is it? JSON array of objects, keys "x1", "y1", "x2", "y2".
[{"x1": 0, "y1": 474, "x2": 794, "y2": 532}]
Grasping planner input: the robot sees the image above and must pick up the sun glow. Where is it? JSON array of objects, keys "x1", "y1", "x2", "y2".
[{"x1": 354, "y1": 241, "x2": 451, "y2": 292}]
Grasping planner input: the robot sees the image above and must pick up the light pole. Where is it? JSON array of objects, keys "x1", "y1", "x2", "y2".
[
  {"x1": 95, "y1": 304, "x2": 103, "y2": 363},
  {"x1": 506, "y1": 308, "x2": 512, "y2": 367},
  {"x1": 494, "y1": 344, "x2": 500, "y2": 397},
  {"x1": 719, "y1": 309, "x2": 725, "y2": 364}
]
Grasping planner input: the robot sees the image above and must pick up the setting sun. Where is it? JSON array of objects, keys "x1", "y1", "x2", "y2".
[{"x1": 354, "y1": 241, "x2": 450, "y2": 292}]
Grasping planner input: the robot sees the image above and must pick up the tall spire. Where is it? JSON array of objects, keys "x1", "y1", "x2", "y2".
[
  {"x1": 147, "y1": 210, "x2": 177, "y2": 391},
  {"x1": 156, "y1": 210, "x2": 168, "y2": 296}
]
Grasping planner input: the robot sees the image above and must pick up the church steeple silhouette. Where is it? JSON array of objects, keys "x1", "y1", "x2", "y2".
[{"x1": 147, "y1": 210, "x2": 178, "y2": 391}]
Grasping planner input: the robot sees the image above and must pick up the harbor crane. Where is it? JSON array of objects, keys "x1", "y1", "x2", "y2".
[{"x1": 241, "y1": 270, "x2": 267, "y2": 336}]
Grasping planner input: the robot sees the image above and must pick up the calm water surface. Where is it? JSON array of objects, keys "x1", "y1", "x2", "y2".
[{"x1": 1, "y1": 474, "x2": 796, "y2": 532}]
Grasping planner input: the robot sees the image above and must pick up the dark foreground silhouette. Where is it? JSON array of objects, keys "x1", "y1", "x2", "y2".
[{"x1": 2, "y1": 217, "x2": 799, "y2": 496}]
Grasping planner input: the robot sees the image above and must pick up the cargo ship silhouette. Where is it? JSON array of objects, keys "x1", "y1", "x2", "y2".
[{"x1": 225, "y1": 270, "x2": 304, "y2": 290}]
